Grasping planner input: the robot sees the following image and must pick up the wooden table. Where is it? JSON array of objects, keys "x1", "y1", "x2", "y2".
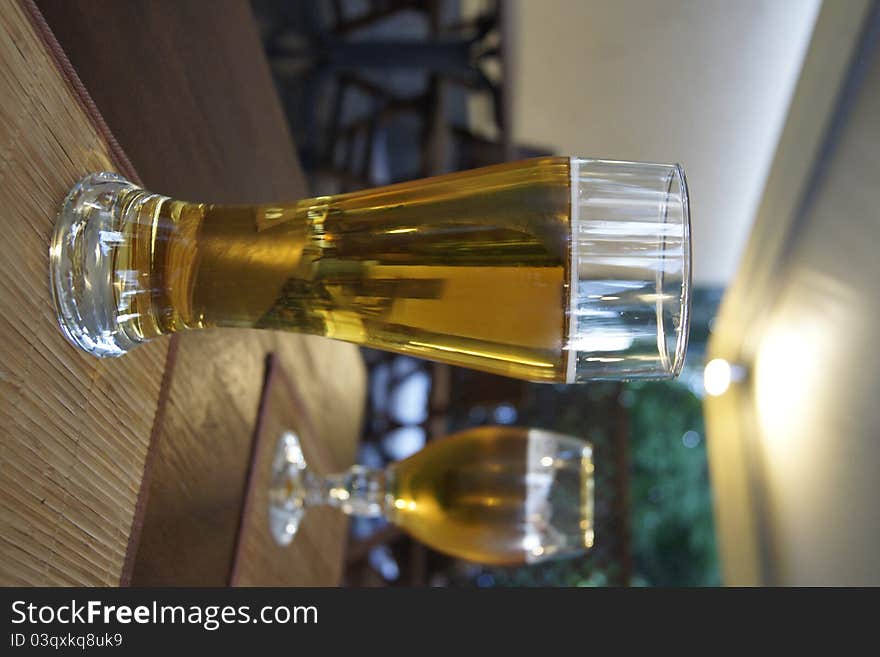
[{"x1": 0, "y1": 0, "x2": 366, "y2": 586}]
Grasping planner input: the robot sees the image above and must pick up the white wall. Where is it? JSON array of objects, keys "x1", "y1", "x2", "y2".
[{"x1": 509, "y1": 0, "x2": 821, "y2": 286}]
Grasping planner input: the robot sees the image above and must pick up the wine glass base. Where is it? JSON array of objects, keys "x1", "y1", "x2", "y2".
[
  {"x1": 49, "y1": 172, "x2": 141, "y2": 357},
  {"x1": 268, "y1": 431, "x2": 308, "y2": 546}
]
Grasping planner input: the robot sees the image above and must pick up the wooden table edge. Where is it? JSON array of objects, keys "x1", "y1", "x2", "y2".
[{"x1": 18, "y1": 0, "x2": 182, "y2": 586}]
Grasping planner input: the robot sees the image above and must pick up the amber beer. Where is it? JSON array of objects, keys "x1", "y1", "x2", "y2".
[
  {"x1": 114, "y1": 158, "x2": 573, "y2": 381},
  {"x1": 52, "y1": 158, "x2": 690, "y2": 381},
  {"x1": 269, "y1": 425, "x2": 595, "y2": 565},
  {"x1": 386, "y1": 426, "x2": 594, "y2": 565}
]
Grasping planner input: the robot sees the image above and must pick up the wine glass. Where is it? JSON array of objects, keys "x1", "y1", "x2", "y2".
[
  {"x1": 50, "y1": 157, "x2": 690, "y2": 382},
  {"x1": 269, "y1": 425, "x2": 594, "y2": 565}
]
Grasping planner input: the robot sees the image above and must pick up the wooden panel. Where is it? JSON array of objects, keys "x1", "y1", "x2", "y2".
[
  {"x1": 129, "y1": 329, "x2": 365, "y2": 586},
  {"x1": 129, "y1": 331, "x2": 276, "y2": 585},
  {"x1": 36, "y1": 0, "x2": 305, "y2": 204},
  {"x1": 231, "y1": 355, "x2": 348, "y2": 586},
  {"x1": 0, "y1": 0, "x2": 168, "y2": 585},
  {"x1": 33, "y1": 0, "x2": 367, "y2": 585}
]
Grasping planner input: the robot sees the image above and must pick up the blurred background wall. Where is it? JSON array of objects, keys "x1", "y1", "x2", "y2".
[{"x1": 507, "y1": 0, "x2": 821, "y2": 287}]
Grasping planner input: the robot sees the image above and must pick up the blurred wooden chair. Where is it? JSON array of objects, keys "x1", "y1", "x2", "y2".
[{"x1": 258, "y1": 0, "x2": 510, "y2": 191}]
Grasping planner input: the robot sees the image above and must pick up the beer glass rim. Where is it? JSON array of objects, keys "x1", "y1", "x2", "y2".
[
  {"x1": 659, "y1": 162, "x2": 691, "y2": 379},
  {"x1": 567, "y1": 158, "x2": 692, "y2": 382}
]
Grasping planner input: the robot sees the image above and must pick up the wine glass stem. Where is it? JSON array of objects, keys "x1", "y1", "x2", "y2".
[{"x1": 271, "y1": 465, "x2": 389, "y2": 519}]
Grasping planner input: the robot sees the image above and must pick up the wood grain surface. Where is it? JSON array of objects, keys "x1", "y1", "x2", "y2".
[
  {"x1": 0, "y1": 0, "x2": 169, "y2": 585},
  {"x1": 230, "y1": 354, "x2": 348, "y2": 586},
  {"x1": 34, "y1": 0, "x2": 366, "y2": 585},
  {"x1": 35, "y1": 0, "x2": 305, "y2": 205},
  {"x1": 128, "y1": 329, "x2": 364, "y2": 586}
]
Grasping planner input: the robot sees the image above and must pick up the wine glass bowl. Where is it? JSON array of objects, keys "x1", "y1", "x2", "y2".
[{"x1": 269, "y1": 425, "x2": 594, "y2": 566}]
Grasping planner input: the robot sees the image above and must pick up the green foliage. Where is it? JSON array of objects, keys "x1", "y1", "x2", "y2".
[
  {"x1": 445, "y1": 378, "x2": 719, "y2": 587},
  {"x1": 627, "y1": 381, "x2": 719, "y2": 586}
]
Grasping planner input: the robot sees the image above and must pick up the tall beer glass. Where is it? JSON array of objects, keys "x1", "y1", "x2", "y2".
[{"x1": 50, "y1": 157, "x2": 690, "y2": 382}]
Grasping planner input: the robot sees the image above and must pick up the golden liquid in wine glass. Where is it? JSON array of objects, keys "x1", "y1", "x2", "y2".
[
  {"x1": 270, "y1": 425, "x2": 593, "y2": 564},
  {"x1": 386, "y1": 426, "x2": 594, "y2": 566}
]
